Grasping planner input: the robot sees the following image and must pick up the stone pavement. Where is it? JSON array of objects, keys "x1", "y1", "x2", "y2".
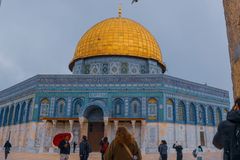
[{"x1": 0, "y1": 152, "x2": 223, "y2": 160}]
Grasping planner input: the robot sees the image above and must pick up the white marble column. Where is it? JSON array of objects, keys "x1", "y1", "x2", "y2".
[
  {"x1": 131, "y1": 120, "x2": 136, "y2": 137},
  {"x1": 114, "y1": 120, "x2": 119, "y2": 133},
  {"x1": 39, "y1": 120, "x2": 47, "y2": 153},
  {"x1": 104, "y1": 117, "x2": 109, "y2": 137},
  {"x1": 140, "y1": 120, "x2": 146, "y2": 154},
  {"x1": 69, "y1": 120, "x2": 74, "y2": 133}
]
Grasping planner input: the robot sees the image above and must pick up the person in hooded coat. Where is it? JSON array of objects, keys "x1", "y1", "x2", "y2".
[
  {"x1": 213, "y1": 97, "x2": 240, "y2": 160},
  {"x1": 104, "y1": 126, "x2": 142, "y2": 160},
  {"x1": 3, "y1": 140, "x2": 12, "y2": 160}
]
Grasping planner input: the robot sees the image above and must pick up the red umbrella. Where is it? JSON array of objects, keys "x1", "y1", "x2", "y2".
[{"x1": 52, "y1": 132, "x2": 73, "y2": 148}]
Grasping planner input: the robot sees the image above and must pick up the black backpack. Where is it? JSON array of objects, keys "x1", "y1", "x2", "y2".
[{"x1": 230, "y1": 124, "x2": 240, "y2": 160}]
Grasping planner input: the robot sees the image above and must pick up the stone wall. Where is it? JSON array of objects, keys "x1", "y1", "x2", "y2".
[{"x1": 223, "y1": 0, "x2": 240, "y2": 98}]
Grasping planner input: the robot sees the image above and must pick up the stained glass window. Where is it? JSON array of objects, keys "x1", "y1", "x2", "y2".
[
  {"x1": 177, "y1": 101, "x2": 186, "y2": 122},
  {"x1": 189, "y1": 103, "x2": 196, "y2": 123},
  {"x1": 166, "y1": 99, "x2": 174, "y2": 120},
  {"x1": 216, "y1": 108, "x2": 222, "y2": 125},
  {"x1": 208, "y1": 107, "x2": 214, "y2": 125}
]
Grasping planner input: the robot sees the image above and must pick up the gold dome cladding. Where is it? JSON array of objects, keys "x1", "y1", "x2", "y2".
[{"x1": 69, "y1": 17, "x2": 164, "y2": 71}]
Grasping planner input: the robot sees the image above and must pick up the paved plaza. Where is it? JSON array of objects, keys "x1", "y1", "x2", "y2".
[{"x1": 0, "y1": 151, "x2": 223, "y2": 160}]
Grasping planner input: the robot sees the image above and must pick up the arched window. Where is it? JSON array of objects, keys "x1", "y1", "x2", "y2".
[
  {"x1": 19, "y1": 102, "x2": 26, "y2": 123},
  {"x1": 177, "y1": 101, "x2": 186, "y2": 122},
  {"x1": 56, "y1": 99, "x2": 66, "y2": 117},
  {"x1": 0, "y1": 108, "x2": 4, "y2": 127},
  {"x1": 130, "y1": 98, "x2": 141, "y2": 117},
  {"x1": 72, "y1": 99, "x2": 83, "y2": 116},
  {"x1": 8, "y1": 105, "x2": 14, "y2": 125},
  {"x1": 198, "y1": 105, "x2": 205, "y2": 124},
  {"x1": 207, "y1": 107, "x2": 214, "y2": 125},
  {"x1": 25, "y1": 100, "x2": 32, "y2": 122},
  {"x1": 216, "y1": 108, "x2": 222, "y2": 125},
  {"x1": 148, "y1": 98, "x2": 158, "y2": 120},
  {"x1": 166, "y1": 99, "x2": 174, "y2": 120},
  {"x1": 3, "y1": 107, "x2": 9, "y2": 126},
  {"x1": 40, "y1": 99, "x2": 49, "y2": 117},
  {"x1": 189, "y1": 103, "x2": 196, "y2": 123},
  {"x1": 223, "y1": 108, "x2": 228, "y2": 120},
  {"x1": 14, "y1": 104, "x2": 20, "y2": 124},
  {"x1": 113, "y1": 98, "x2": 124, "y2": 115}
]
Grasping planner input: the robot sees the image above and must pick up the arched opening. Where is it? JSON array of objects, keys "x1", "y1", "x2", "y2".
[{"x1": 84, "y1": 106, "x2": 104, "y2": 152}]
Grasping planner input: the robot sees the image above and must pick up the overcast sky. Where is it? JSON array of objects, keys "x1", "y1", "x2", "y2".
[{"x1": 0, "y1": 0, "x2": 233, "y2": 103}]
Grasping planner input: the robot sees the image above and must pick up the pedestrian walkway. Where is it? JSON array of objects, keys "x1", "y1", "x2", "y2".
[{"x1": 0, "y1": 151, "x2": 222, "y2": 160}]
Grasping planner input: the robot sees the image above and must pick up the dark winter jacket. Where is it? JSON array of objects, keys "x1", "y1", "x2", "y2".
[
  {"x1": 4, "y1": 141, "x2": 12, "y2": 152},
  {"x1": 79, "y1": 140, "x2": 91, "y2": 156},
  {"x1": 58, "y1": 140, "x2": 71, "y2": 155},
  {"x1": 173, "y1": 144, "x2": 183, "y2": 160},
  {"x1": 158, "y1": 144, "x2": 168, "y2": 155},
  {"x1": 213, "y1": 110, "x2": 240, "y2": 160}
]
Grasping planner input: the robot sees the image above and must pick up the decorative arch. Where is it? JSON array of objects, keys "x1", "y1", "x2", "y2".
[
  {"x1": 198, "y1": 105, "x2": 206, "y2": 125},
  {"x1": 19, "y1": 102, "x2": 26, "y2": 123},
  {"x1": 113, "y1": 98, "x2": 124, "y2": 116},
  {"x1": 207, "y1": 106, "x2": 214, "y2": 125},
  {"x1": 177, "y1": 101, "x2": 186, "y2": 122},
  {"x1": 25, "y1": 99, "x2": 32, "y2": 122},
  {"x1": 166, "y1": 98, "x2": 174, "y2": 121},
  {"x1": 14, "y1": 104, "x2": 20, "y2": 124},
  {"x1": 55, "y1": 98, "x2": 66, "y2": 117},
  {"x1": 3, "y1": 107, "x2": 9, "y2": 126},
  {"x1": 8, "y1": 105, "x2": 14, "y2": 125},
  {"x1": 80, "y1": 100, "x2": 109, "y2": 118},
  {"x1": 40, "y1": 98, "x2": 50, "y2": 117},
  {"x1": 72, "y1": 98, "x2": 83, "y2": 116},
  {"x1": 130, "y1": 98, "x2": 141, "y2": 117},
  {"x1": 216, "y1": 108, "x2": 222, "y2": 125},
  {"x1": 189, "y1": 103, "x2": 196, "y2": 123},
  {"x1": 148, "y1": 98, "x2": 158, "y2": 120}
]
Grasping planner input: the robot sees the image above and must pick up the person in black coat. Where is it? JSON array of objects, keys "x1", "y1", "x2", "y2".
[
  {"x1": 158, "y1": 140, "x2": 168, "y2": 160},
  {"x1": 213, "y1": 97, "x2": 240, "y2": 160},
  {"x1": 58, "y1": 136, "x2": 71, "y2": 160},
  {"x1": 173, "y1": 142, "x2": 183, "y2": 160},
  {"x1": 79, "y1": 135, "x2": 91, "y2": 160},
  {"x1": 4, "y1": 140, "x2": 12, "y2": 160}
]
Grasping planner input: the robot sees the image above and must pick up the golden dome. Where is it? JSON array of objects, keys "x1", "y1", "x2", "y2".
[{"x1": 69, "y1": 17, "x2": 165, "y2": 71}]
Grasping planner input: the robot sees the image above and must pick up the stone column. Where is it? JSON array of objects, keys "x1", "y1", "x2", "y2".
[
  {"x1": 131, "y1": 120, "x2": 136, "y2": 137},
  {"x1": 79, "y1": 117, "x2": 88, "y2": 141},
  {"x1": 140, "y1": 120, "x2": 146, "y2": 154},
  {"x1": 104, "y1": 117, "x2": 109, "y2": 137},
  {"x1": 49, "y1": 120, "x2": 57, "y2": 153},
  {"x1": 114, "y1": 120, "x2": 118, "y2": 133},
  {"x1": 39, "y1": 120, "x2": 47, "y2": 153},
  {"x1": 69, "y1": 120, "x2": 74, "y2": 133}
]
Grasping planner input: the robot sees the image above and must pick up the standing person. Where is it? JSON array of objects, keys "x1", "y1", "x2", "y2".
[
  {"x1": 194, "y1": 145, "x2": 203, "y2": 160},
  {"x1": 105, "y1": 126, "x2": 142, "y2": 160},
  {"x1": 58, "y1": 136, "x2": 71, "y2": 160},
  {"x1": 79, "y1": 135, "x2": 91, "y2": 160},
  {"x1": 158, "y1": 140, "x2": 168, "y2": 160},
  {"x1": 99, "y1": 137, "x2": 109, "y2": 160},
  {"x1": 213, "y1": 97, "x2": 240, "y2": 160},
  {"x1": 73, "y1": 142, "x2": 77, "y2": 153},
  {"x1": 173, "y1": 142, "x2": 183, "y2": 160},
  {"x1": 3, "y1": 140, "x2": 12, "y2": 160}
]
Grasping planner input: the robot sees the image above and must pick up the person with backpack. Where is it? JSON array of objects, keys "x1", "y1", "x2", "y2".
[
  {"x1": 99, "y1": 137, "x2": 109, "y2": 160},
  {"x1": 104, "y1": 126, "x2": 142, "y2": 160},
  {"x1": 213, "y1": 97, "x2": 240, "y2": 160},
  {"x1": 79, "y1": 135, "x2": 91, "y2": 160},
  {"x1": 173, "y1": 142, "x2": 183, "y2": 160},
  {"x1": 158, "y1": 140, "x2": 168, "y2": 160},
  {"x1": 3, "y1": 140, "x2": 12, "y2": 160},
  {"x1": 192, "y1": 145, "x2": 203, "y2": 160}
]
